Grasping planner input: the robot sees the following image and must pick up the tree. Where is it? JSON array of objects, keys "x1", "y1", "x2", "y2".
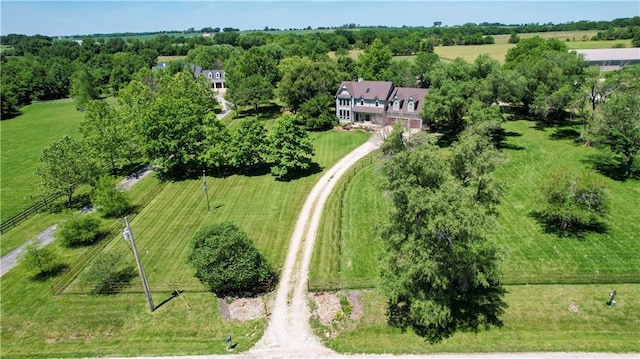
[
  {"x1": 92, "y1": 175, "x2": 130, "y2": 217},
  {"x1": 277, "y1": 58, "x2": 344, "y2": 112},
  {"x1": 379, "y1": 140, "x2": 506, "y2": 343},
  {"x1": 298, "y1": 93, "x2": 336, "y2": 130},
  {"x1": 595, "y1": 92, "x2": 640, "y2": 176},
  {"x1": 186, "y1": 44, "x2": 241, "y2": 69},
  {"x1": 187, "y1": 222, "x2": 275, "y2": 296},
  {"x1": 357, "y1": 38, "x2": 392, "y2": 81},
  {"x1": 21, "y1": 243, "x2": 62, "y2": 278},
  {"x1": 267, "y1": 114, "x2": 315, "y2": 179},
  {"x1": 36, "y1": 136, "x2": 102, "y2": 206},
  {"x1": 80, "y1": 252, "x2": 136, "y2": 295},
  {"x1": 57, "y1": 214, "x2": 105, "y2": 247},
  {"x1": 109, "y1": 52, "x2": 145, "y2": 92},
  {"x1": 230, "y1": 117, "x2": 269, "y2": 171},
  {"x1": 412, "y1": 52, "x2": 440, "y2": 88},
  {"x1": 537, "y1": 172, "x2": 609, "y2": 235},
  {"x1": 381, "y1": 122, "x2": 407, "y2": 157},
  {"x1": 225, "y1": 47, "x2": 278, "y2": 111},
  {"x1": 80, "y1": 100, "x2": 132, "y2": 172},
  {"x1": 70, "y1": 66, "x2": 98, "y2": 110}
]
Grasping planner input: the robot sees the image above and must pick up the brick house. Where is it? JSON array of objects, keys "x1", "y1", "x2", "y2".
[{"x1": 335, "y1": 80, "x2": 428, "y2": 129}]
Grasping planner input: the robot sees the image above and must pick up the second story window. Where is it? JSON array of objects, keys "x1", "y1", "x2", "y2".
[
  {"x1": 408, "y1": 101, "x2": 415, "y2": 112},
  {"x1": 360, "y1": 99, "x2": 364, "y2": 106},
  {"x1": 207, "y1": 72, "x2": 213, "y2": 79},
  {"x1": 375, "y1": 100, "x2": 379, "y2": 107},
  {"x1": 216, "y1": 72, "x2": 221, "y2": 79},
  {"x1": 393, "y1": 100, "x2": 399, "y2": 111}
]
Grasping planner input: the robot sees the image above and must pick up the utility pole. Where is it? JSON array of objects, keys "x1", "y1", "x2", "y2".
[
  {"x1": 123, "y1": 217, "x2": 154, "y2": 312},
  {"x1": 203, "y1": 169, "x2": 210, "y2": 212}
]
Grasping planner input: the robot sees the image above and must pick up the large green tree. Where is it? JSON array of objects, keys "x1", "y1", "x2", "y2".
[
  {"x1": 187, "y1": 222, "x2": 275, "y2": 296},
  {"x1": 225, "y1": 47, "x2": 278, "y2": 111},
  {"x1": 70, "y1": 66, "x2": 99, "y2": 110},
  {"x1": 230, "y1": 117, "x2": 269, "y2": 171},
  {"x1": 357, "y1": 38, "x2": 392, "y2": 81},
  {"x1": 80, "y1": 100, "x2": 132, "y2": 172},
  {"x1": 595, "y1": 91, "x2": 640, "y2": 176},
  {"x1": 277, "y1": 57, "x2": 344, "y2": 112},
  {"x1": 379, "y1": 138, "x2": 506, "y2": 343},
  {"x1": 267, "y1": 114, "x2": 315, "y2": 179},
  {"x1": 36, "y1": 136, "x2": 102, "y2": 206}
]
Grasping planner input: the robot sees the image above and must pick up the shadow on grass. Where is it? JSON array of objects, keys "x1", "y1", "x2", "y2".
[
  {"x1": 582, "y1": 153, "x2": 640, "y2": 182},
  {"x1": 549, "y1": 128, "x2": 581, "y2": 142},
  {"x1": 529, "y1": 211, "x2": 608, "y2": 240},
  {"x1": 154, "y1": 289, "x2": 185, "y2": 311},
  {"x1": 493, "y1": 128, "x2": 525, "y2": 151},
  {"x1": 31, "y1": 263, "x2": 68, "y2": 281},
  {"x1": 275, "y1": 162, "x2": 323, "y2": 182},
  {"x1": 237, "y1": 103, "x2": 283, "y2": 120}
]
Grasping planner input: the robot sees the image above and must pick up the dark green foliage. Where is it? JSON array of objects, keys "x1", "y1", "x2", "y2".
[
  {"x1": 277, "y1": 58, "x2": 344, "y2": 112},
  {"x1": 57, "y1": 214, "x2": 104, "y2": 247},
  {"x1": 187, "y1": 222, "x2": 275, "y2": 296},
  {"x1": 230, "y1": 118, "x2": 268, "y2": 171},
  {"x1": 537, "y1": 172, "x2": 609, "y2": 236},
  {"x1": 80, "y1": 252, "x2": 136, "y2": 295},
  {"x1": 299, "y1": 94, "x2": 337, "y2": 130},
  {"x1": 267, "y1": 114, "x2": 315, "y2": 179},
  {"x1": 381, "y1": 122, "x2": 406, "y2": 157},
  {"x1": 379, "y1": 135, "x2": 506, "y2": 343},
  {"x1": 70, "y1": 66, "x2": 99, "y2": 110},
  {"x1": 92, "y1": 175, "x2": 130, "y2": 217},
  {"x1": 357, "y1": 38, "x2": 392, "y2": 80},
  {"x1": 594, "y1": 91, "x2": 640, "y2": 177},
  {"x1": 80, "y1": 100, "x2": 132, "y2": 172}
]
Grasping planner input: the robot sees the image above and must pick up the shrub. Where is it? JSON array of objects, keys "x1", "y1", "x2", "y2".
[
  {"x1": 537, "y1": 172, "x2": 609, "y2": 235},
  {"x1": 80, "y1": 252, "x2": 136, "y2": 295},
  {"x1": 187, "y1": 222, "x2": 275, "y2": 296},
  {"x1": 57, "y1": 214, "x2": 104, "y2": 247},
  {"x1": 21, "y1": 243, "x2": 63, "y2": 278}
]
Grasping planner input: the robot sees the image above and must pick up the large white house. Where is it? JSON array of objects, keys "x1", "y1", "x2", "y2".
[{"x1": 335, "y1": 80, "x2": 429, "y2": 129}]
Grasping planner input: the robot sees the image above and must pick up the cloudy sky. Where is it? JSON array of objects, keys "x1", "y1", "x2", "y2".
[{"x1": 1, "y1": 1, "x2": 638, "y2": 37}]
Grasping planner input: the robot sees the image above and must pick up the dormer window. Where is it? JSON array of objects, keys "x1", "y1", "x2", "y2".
[
  {"x1": 207, "y1": 72, "x2": 213, "y2": 79},
  {"x1": 360, "y1": 99, "x2": 364, "y2": 106},
  {"x1": 375, "y1": 100, "x2": 379, "y2": 107},
  {"x1": 215, "y1": 72, "x2": 221, "y2": 79},
  {"x1": 408, "y1": 100, "x2": 415, "y2": 112},
  {"x1": 393, "y1": 99, "x2": 399, "y2": 111}
]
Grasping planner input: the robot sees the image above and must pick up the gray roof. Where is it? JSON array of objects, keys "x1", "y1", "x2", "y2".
[
  {"x1": 575, "y1": 48, "x2": 640, "y2": 62},
  {"x1": 151, "y1": 62, "x2": 169, "y2": 71},
  {"x1": 336, "y1": 80, "x2": 394, "y2": 101},
  {"x1": 388, "y1": 87, "x2": 429, "y2": 115},
  {"x1": 191, "y1": 66, "x2": 225, "y2": 83}
]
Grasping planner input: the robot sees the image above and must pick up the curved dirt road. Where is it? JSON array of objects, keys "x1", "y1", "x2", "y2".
[{"x1": 110, "y1": 132, "x2": 637, "y2": 358}]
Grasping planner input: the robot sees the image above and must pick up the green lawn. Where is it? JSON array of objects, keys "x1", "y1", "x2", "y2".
[
  {"x1": 0, "y1": 129, "x2": 370, "y2": 357},
  {"x1": 325, "y1": 284, "x2": 640, "y2": 353},
  {"x1": 0, "y1": 99, "x2": 82, "y2": 221}
]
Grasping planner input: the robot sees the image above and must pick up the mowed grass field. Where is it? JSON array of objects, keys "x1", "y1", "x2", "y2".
[
  {"x1": 326, "y1": 284, "x2": 640, "y2": 353},
  {"x1": 311, "y1": 120, "x2": 640, "y2": 352},
  {"x1": 313, "y1": 120, "x2": 640, "y2": 288},
  {"x1": 0, "y1": 127, "x2": 370, "y2": 358},
  {"x1": 0, "y1": 99, "x2": 83, "y2": 222}
]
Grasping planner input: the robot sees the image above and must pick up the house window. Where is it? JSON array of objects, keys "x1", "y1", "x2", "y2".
[
  {"x1": 393, "y1": 100, "x2": 399, "y2": 111},
  {"x1": 408, "y1": 101, "x2": 415, "y2": 112},
  {"x1": 375, "y1": 100, "x2": 379, "y2": 107},
  {"x1": 215, "y1": 72, "x2": 220, "y2": 79},
  {"x1": 360, "y1": 99, "x2": 364, "y2": 106},
  {"x1": 207, "y1": 72, "x2": 213, "y2": 79}
]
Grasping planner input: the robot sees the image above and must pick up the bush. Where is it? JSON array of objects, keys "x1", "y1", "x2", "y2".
[
  {"x1": 57, "y1": 214, "x2": 104, "y2": 247},
  {"x1": 80, "y1": 252, "x2": 136, "y2": 295},
  {"x1": 21, "y1": 243, "x2": 63, "y2": 278},
  {"x1": 187, "y1": 222, "x2": 275, "y2": 296},
  {"x1": 536, "y1": 172, "x2": 609, "y2": 236},
  {"x1": 92, "y1": 175, "x2": 130, "y2": 217}
]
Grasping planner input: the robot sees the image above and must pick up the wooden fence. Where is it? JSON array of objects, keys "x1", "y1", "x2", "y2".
[{"x1": 0, "y1": 194, "x2": 61, "y2": 234}]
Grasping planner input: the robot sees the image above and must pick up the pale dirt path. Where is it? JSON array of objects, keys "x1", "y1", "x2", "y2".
[{"x1": 0, "y1": 168, "x2": 152, "y2": 277}]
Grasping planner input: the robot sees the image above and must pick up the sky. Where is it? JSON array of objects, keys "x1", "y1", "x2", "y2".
[{"x1": 1, "y1": 1, "x2": 639, "y2": 37}]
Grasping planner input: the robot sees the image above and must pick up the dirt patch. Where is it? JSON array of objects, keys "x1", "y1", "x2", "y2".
[
  {"x1": 568, "y1": 300, "x2": 581, "y2": 314},
  {"x1": 310, "y1": 290, "x2": 365, "y2": 325},
  {"x1": 219, "y1": 297, "x2": 265, "y2": 321}
]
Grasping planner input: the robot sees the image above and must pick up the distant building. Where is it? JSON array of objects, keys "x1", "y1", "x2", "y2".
[
  {"x1": 152, "y1": 62, "x2": 226, "y2": 89},
  {"x1": 335, "y1": 80, "x2": 428, "y2": 129},
  {"x1": 575, "y1": 48, "x2": 640, "y2": 71}
]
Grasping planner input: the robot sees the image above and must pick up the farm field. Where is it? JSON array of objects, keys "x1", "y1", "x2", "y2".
[
  {"x1": 0, "y1": 99, "x2": 83, "y2": 222},
  {"x1": 324, "y1": 284, "x2": 640, "y2": 353},
  {"x1": 156, "y1": 55, "x2": 187, "y2": 63},
  {"x1": 312, "y1": 120, "x2": 640, "y2": 289},
  {"x1": 0, "y1": 127, "x2": 370, "y2": 358}
]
